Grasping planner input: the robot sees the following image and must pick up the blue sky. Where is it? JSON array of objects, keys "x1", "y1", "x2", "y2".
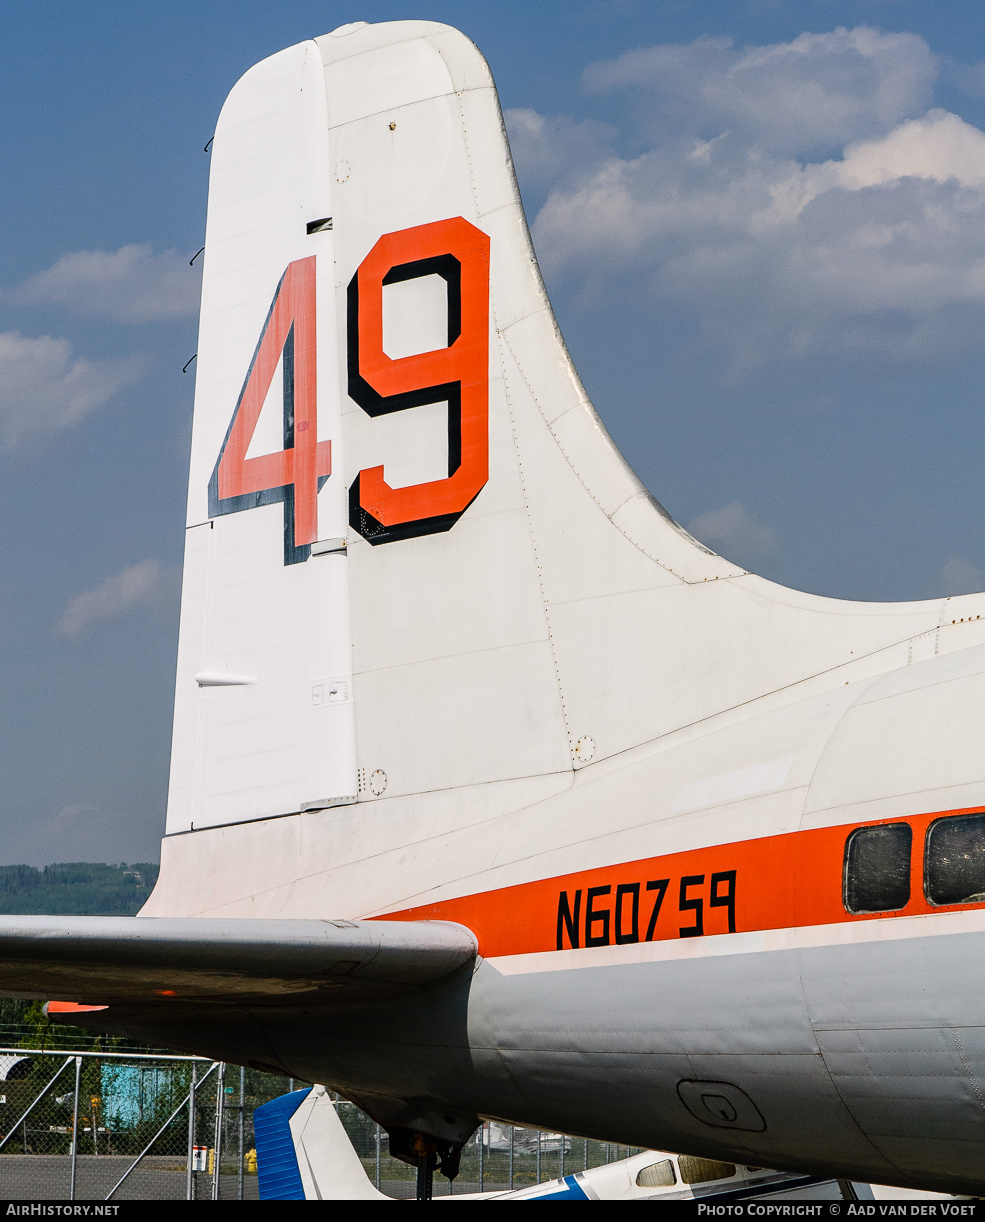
[{"x1": 2, "y1": 0, "x2": 985, "y2": 863}]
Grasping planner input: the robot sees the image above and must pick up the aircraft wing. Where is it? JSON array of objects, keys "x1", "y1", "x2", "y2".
[{"x1": 0, "y1": 916, "x2": 475, "y2": 1005}]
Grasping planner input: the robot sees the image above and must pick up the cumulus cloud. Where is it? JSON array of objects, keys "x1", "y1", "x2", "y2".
[
  {"x1": 0, "y1": 332, "x2": 147, "y2": 451},
  {"x1": 505, "y1": 108, "x2": 616, "y2": 190},
  {"x1": 52, "y1": 803, "x2": 102, "y2": 832},
  {"x1": 13, "y1": 244, "x2": 201, "y2": 323},
  {"x1": 584, "y1": 27, "x2": 936, "y2": 152},
  {"x1": 937, "y1": 555, "x2": 984, "y2": 596},
  {"x1": 527, "y1": 26, "x2": 985, "y2": 377},
  {"x1": 56, "y1": 560, "x2": 179, "y2": 639},
  {"x1": 687, "y1": 501, "x2": 778, "y2": 564},
  {"x1": 762, "y1": 110, "x2": 985, "y2": 222}
]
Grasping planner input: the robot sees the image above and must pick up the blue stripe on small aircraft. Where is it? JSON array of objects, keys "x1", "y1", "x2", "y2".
[{"x1": 517, "y1": 1174, "x2": 590, "y2": 1199}]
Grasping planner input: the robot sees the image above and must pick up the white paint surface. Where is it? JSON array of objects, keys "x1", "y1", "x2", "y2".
[
  {"x1": 672, "y1": 757, "x2": 795, "y2": 814},
  {"x1": 382, "y1": 273, "x2": 448, "y2": 358}
]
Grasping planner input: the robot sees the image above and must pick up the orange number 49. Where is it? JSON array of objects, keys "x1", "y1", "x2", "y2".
[
  {"x1": 209, "y1": 218, "x2": 490, "y2": 563},
  {"x1": 347, "y1": 217, "x2": 490, "y2": 545}
]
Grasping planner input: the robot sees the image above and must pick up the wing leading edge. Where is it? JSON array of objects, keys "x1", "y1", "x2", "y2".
[{"x1": 0, "y1": 916, "x2": 476, "y2": 1005}]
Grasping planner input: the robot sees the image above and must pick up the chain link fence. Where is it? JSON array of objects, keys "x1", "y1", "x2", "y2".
[
  {"x1": 0, "y1": 1043, "x2": 638, "y2": 1201},
  {"x1": 339, "y1": 1103, "x2": 641, "y2": 1199}
]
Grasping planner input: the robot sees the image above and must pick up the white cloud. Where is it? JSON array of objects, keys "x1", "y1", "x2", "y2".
[
  {"x1": 13, "y1": 244, "x2": 201, "y2": 323},
  {"x1": 937, "y1": 555, "x2": 984, "y2": 596},
  {"x1": 687, "y1": 501, "x2": 778, "y2": 563},
  {"x1": 52, "y1": 803, "x2": 101, "y2": 831},
  {"x1": 763, "y1": 110, "x2": 985, "y2": 222},
  {"x1": 527, "y1": 27, "x2": 985, "y2": 376},
  {"x1": 0, "y1": 332, "x2": 147, "y2": 451},
  {"x1": 584, "y1": 27, "x2": 936, "y2": 152},
  {"x1": 56, "y1": 559, "x2": 179, "y2": 639},
  {"x1": 505, "y1": 108, "x2": 616, "y2": 190}
]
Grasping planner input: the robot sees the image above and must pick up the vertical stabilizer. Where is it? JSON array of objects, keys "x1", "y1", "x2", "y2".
[
  {"x1": 158, "y1": 21, "x2": 955, "y2": 917},
  {"x1": 168, "y1": 41, "x2": 355, "y2": 831}
]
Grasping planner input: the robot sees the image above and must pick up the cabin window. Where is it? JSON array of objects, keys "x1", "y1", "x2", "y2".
[
  {"x1": 843, "y1": 823, "x2": 911, "y2": 914},
  {"x1": 677, "y1": 1156, "x2": 736, "y2": 1184},
  {"x1": 925, "y1": 813, "x2": 985, "y2": 906},
  {"x1": 635, "y1": 1159, "x2": 677, "y2": 1188}
]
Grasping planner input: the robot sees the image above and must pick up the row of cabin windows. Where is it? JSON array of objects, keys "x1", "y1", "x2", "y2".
[
  {"x1": 844, "y1": 813, "x2": 985, "y2": 914},
  {"x1": 634, "y1": 1157, "x2": 742, "y2": 1188}
]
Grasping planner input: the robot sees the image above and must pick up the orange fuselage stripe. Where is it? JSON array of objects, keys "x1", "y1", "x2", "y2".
[{"x1": 374, "y1": 806, "x2": 985, "y2": 958}]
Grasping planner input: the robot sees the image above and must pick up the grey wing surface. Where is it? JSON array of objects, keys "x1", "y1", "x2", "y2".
[{"x1": 0, "y1": 916, "x2": 476, "y2": 1005}]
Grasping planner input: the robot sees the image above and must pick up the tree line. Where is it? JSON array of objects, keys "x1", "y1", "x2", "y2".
[{"x1": 0, "y1": 862, "x2": 160, "y2": 916}]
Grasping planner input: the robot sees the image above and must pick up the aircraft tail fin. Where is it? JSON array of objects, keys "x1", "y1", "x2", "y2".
[
  {"x1": 148, "y1": 20, "x2": 947, "y2": 921},
  {"x1": 254, "y1": 1087, "x2": 390, "y2": 1201},
  {"x1": 162, "y1": 20, "x2": 735, "y2": 855}
]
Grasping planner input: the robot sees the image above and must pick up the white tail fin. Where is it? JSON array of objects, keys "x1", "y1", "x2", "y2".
[
  {"x1": 165, "y1": 20, "x2": 738, "y2": 838},
  {"x1": 254, "y1": 1087, "x2": 390, "y2": 1200},
  {"x1": 155, "y1": 20, "x2": 952, "y2": 913},
  {"x1": 169, "y1": 39, "x2": 354, "y2": 830}
]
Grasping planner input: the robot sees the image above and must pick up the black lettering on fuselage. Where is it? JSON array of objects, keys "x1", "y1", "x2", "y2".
[
  {"x1": 710, "y1": 870, "x2": 737, "y2": 933},
  {"x1": 585, "y1": 886, "x2": 612, "y2": 947},
  {"x1": 614, "y1": 882, "x2": 640, "y2": 943},
  {"x1": 678, "y1": 874, "x2": 705, "y2": 938},
  {"x1": 644, "y1": 879, "x2": 669, "y2": 940},
  {"x1": 556, "y1": 871, "x2": 737, "y2": 949},
  {"x1": 557, "y1": 889, "x2": 582, "y2": 949}
]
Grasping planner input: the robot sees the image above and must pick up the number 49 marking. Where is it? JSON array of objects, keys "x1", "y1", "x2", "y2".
[
  {"x1": 208, "y1": 256, "x2": 331, "y2": 565},
  {"x1": 209, "y1": 219, "x2": 490, "y2": 564}
]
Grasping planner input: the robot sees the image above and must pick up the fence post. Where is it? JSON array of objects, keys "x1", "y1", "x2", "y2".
[
  {"x1": 212, "y1": 1062, "x2": 225, "y2": 1200},
  {"x1": 68, "y1": 1056, "x2": 82, "y2": 1201},
  {"x1": 104, "y1": 1062, "x2": 218, "y2": 1203},
  {"x1": 186, "y1": 1064, "x2": 197, "y2": 1201},
  {"x1": 478, "y1": 1123, "x2": 483, "y2": 1191},
  {"x1": 509, "y1": 1125, "x2": 514, "y2": 1191},
  {"x1": 0, "y1": 1056, "x2": 75, "y2": 1156},
  {"x1": 375, "y1": 1123, "x2": 381, "y2": 1189},
  {"x1": 238, "y1": 1065, "x2": 245, "y2": 1202},
  {"x1": 536, "y1": 1128, "x2": 541, "y2": 1183},
  {"x1": 583, "y1": 1136, "x2": 589, "y2": 1171},
  {"x1": 559, "y1": 1132, "x2": 565, "y2": 1180},
  {"x1": 103, "y1": 1061, "x2": 216, "y2": 1203}
]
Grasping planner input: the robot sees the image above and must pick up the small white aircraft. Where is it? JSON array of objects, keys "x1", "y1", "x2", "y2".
[
  {"x1": 0, "y1": 18, "x2": 983, "y2": 1198},
  {"x1": 251, "y1": 1086, "x2": 861, "y2": 1201},
  {"x1": 253, "y1": 1086, "x2": 961, "y2": 1203}
]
